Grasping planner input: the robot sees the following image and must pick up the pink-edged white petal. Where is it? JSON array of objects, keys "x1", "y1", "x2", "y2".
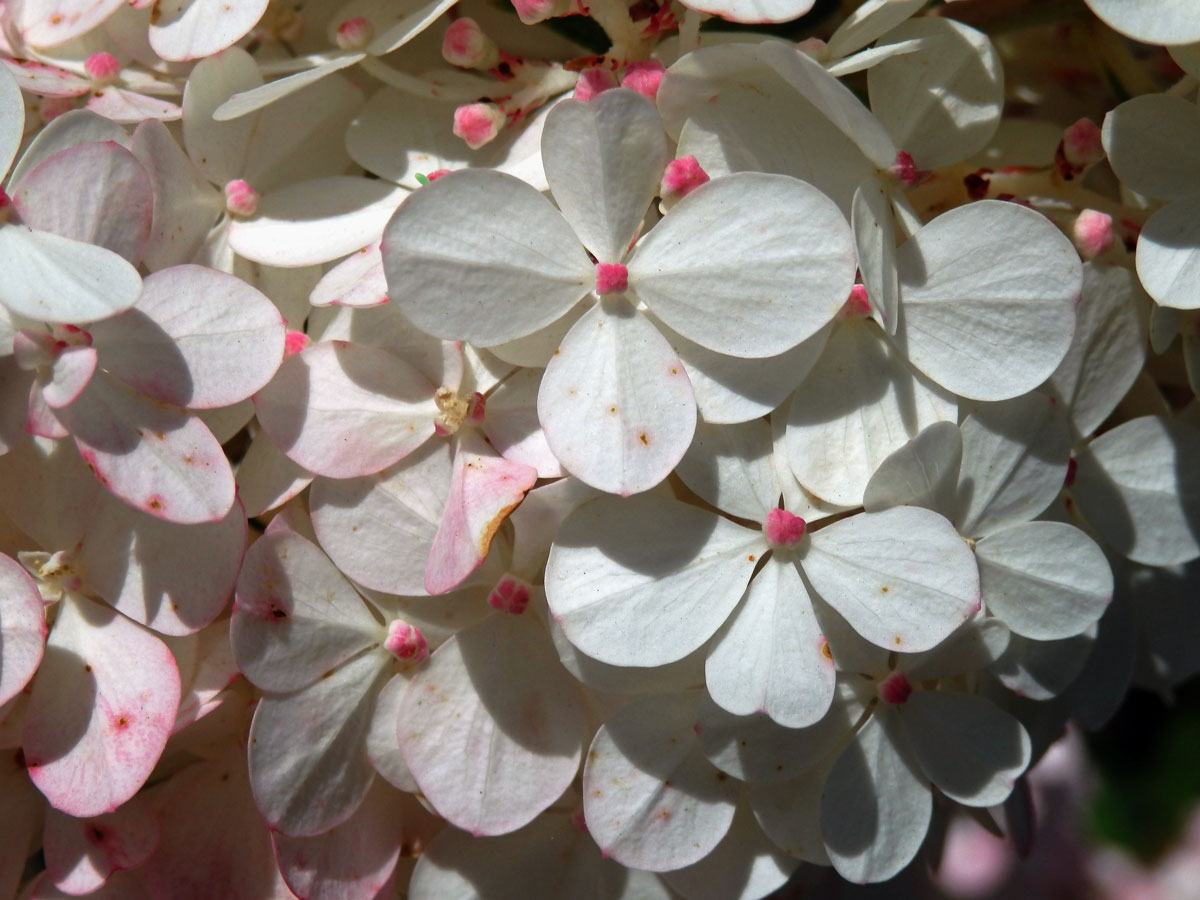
[
  {"x1": 803, "y1": 506, "x2": 981, "y2": 653},
  {"x1": 896, "y1": 200, "x2": 1081, "y2": 401},
  {"x1": 233, "y1": 530, "x2": 384, "y2": 693},
  {"x1": 42, "y1": 345, "x2": 97, "y2": 409},
  {"x1": 78, "y1": 493, "x2": 244, "y2": 636},
  {"x1": 382, "y1": 169, "x2": 592, "y2": 345},
  {"x1": 23, "y1": 592, "x2": 180, "y2": 817},
  {"x1": 0, "y1": 58, "x2": 90, "y2": 98},
  {"x1": 784, "y1": 319, "x2": 957, "y2": 507},
  {"x1": 43, "y1": 796, "x2": 158, "y2": 896},
  {"x1": 425, "y1": 430, "x2": 537, "y2": 595},
  {"x1": 1102, "y1": 94, "x2": 1200, "y2": 200},
  {"x1": 8, "y1": 109, "x2": 130, "y2": 189},
  {"x1": 1048, "y1": 263, "x2": 1148, "y2": 438},
  {"x1": 629, "y1": 173, "x2": 855, "y2": 358},
  {"x1": 706, "y1": 559, "x2": 835, "y2": 728},
  {"x1": 310, "y1": 241, "x2": 388, "y2": 308},
  {"x1": 229, "y1": 176, "x2": 407, "y2": 267},
  {"x1": 852, "y1": 176, "x2": 898, "y2": 332},
  {"x1": 397, "y1": 612, "x2": 586, "y2": 836},
  {"x1": 867, "y1": 18, "x2": 1003, "y2": 168},
  {"x1": 1136, "y1": 194, "x2": 1200, "y2": 310},
  {"x1": 85, "y1": 89, "x2": 181, "y2": 124},
  {"x1": 546, "y1": 494, "x2": 761, "y2": 666},
  {"x1": 483, "y1": 367, "x2": 565, "y2": 478},
  {"x1": 863, "y1": 421, "x2": 963, "y2": 519},
  {"x1": 0, "y1": 227, "x2": 142, "y2": 325},
  {"x1": 0, "y1": 554, "x2": 46, "y2": 706},
  {"x1": 16, "y1": 0, "x2": 126, "y2": 47},
  {"x1": 584, "y1": 691, "x2": 738, "y2": 872},
  {"x1": 538, "y1": 300, "x2": 696, "y2": 495},
  {"x1": 957, "y1": 392, "x2": 1072, "y2": 537},
  {"x1": 820, "y1": 708, "x2": 930, "y2": 883},
  {"x1": 56, "y1": 374, "x2": 235, "y2": 524},
  {"x1": 249, "y1": 647, "x2": 390, "y2": 836},
  {"x1": 92, "y1": 265, "x2": 285, "y2": 409},
  {"x1": 0, "y1": 65, "x2": 24, "y2": 178},
  {"x1": 149, "y1": 0, "x2": 270, "y2": 61},
  {"x1": 12, "y1": 141, "x2": 152, "y2": 265},
  {"x1": 1073, "y1": 416, "x2": 1200, "y2": 565},
  {"x1": 900, "y1": 690, "x2": 1031, "y2": 807},
  {"x1": 310, "y1": 440, "x2": 452, "y2": 596},
  {"x1": 661, "y1": 802, "x2": 799, "y2": 900},
  {"x1": 542, "y1": 89, "x2": 667, "y2": 263},
  {"x1": 234, "y1": 430, "x2": 313, "y2": 518},
  {"x1": 977, "y1": 522, "x2": 1111, "y2": 641},
  {"x1": 253, "y1": 341, "x2": 438, "y2": 478},
  {"x1": 675, "y1": 418, "x2": 781, "y2": 523}
]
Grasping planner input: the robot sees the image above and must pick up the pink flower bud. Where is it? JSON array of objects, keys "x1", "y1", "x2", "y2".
[
  {"x1": 488, "y1": 575, "x2": 532, "y2": 614},
  {"x1": 511, "y1": 0, "x2": 569, "y2": 25},
  {"x1": 1061, "y1": 118, "x2": 1104, "y2": 168},
  {"x1": 84, "y1": 52, "x2": 121, "y2": 86},
  {"x1": 838, "y1": 284, "x2": 873, "y2": 319},
  {"x1": 661, "y1": 156, "x2": 709, "y2": 201},
  {"x1": 1071, "y1": 209, "x2": 1114, "y2": 259},
  {"x1": 283, "y1": 331, "x2": 310, "y2": 358},
  {"x1": 442, "y1": 18, "x2": 499, "y2": 70},
  {"x1": 453, "y1": 102, "x2": 505, "y2": 149},
  {"x1": 764, "y1": 508, "x2": 806, "y2": 549},
  {"x1": 574, "y1": 67, "x2": 618, "y2": 102},
  {"x1": 224, "y1": 179, "x2": 260, "y2": 217},
  {"x1": 595, "y1": 263, "x2": 628, "y2": 295},
  {"x1": 334, "y1": 16, "x2": 373, "y2": 51},
  {"x1": 384, "y1": 620, "x2": 428, "y2": 662},
  {"x1": 878, "y1": 671, "x2": 912, "y2": 705},
  {"x1": 621, "y1": 60, "x2": 665, "y2": 99}
]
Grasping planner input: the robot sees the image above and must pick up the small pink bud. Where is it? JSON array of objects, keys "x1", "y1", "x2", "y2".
[
  {"x1": 283, "y1": 331, "x2": 310, "y2": 358},
  {"x1": 1062, "y1": 118, "x2": 1104, "y2": 168},
  {"x1": 574, "y1": 67, "x2": 618, "y2": 102},
  {"x1": 467, "y1": 392, "x2": 486, "y2": 424},
  {"x1": 1071, "y1": 209, "x2": 1113, "y2": 259},
  {"x1": 224, "y1": 179, "x2": 260, "y2": 216},
  {"x1": 878, "y1": 671, "x2": 912, "y2": 705},
  {"x1": 511, "y1": 0, "x2": 569, "y2": 24},
  {"x1": 890, "y1": 151, "x2": 930, "y2": 186},
  {"x1": 453, "y1": 102, "x2": 505, "y2": 149},
  {"x1": 488, "y1": 575, "x2": 532, "y2": 615},
  {"x1": 620, "y1": 60, "x2": 665, "y2": 99},
  {"x1": 764, "y1": 508, "x2": 806, "y2": 549},
  {"x1": 84, "y1": 52, "x2": 121, "y2": 86},
  {"x1": 442, "y1": 18, "x2": 499, "y2": 70},
  {"x1": 334, "y1": 16, "x2": 373, "y2": 50},
  {"x1": 795, "y1": 37, "x2": 827, "y2": 59},
  {"x1": 661, "y1": 156, "x2": 709, "y2": 200},
  {"x1": 384, "y1": 620, "x2": 428, "y2": 662},
  {"x1": 838, "y1": 284, "x2": 873, "y2": 319},
  {"x1": 595, "y1": 263, "x2": 628, "y2": 295}
]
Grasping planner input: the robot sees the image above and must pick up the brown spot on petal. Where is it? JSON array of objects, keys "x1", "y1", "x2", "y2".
[
  {"x1": 638, "y1": 433, "x2": 649, "y2": 445},
  {"x1": 880, "y1": 585, "x2": 890, "y2": 593},
  {"x1": 479, "y1": 501, "x2": 522, "y2": 557}
]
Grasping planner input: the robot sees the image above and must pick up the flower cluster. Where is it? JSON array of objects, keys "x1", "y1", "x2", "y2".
[{"x1": 0, "y1": 0, "x2": 1198, "y2": 897}]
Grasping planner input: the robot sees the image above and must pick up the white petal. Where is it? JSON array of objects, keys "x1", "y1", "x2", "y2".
[
  {"x1": 0, "y1": 64, "x2": 24, "y2": 178},
  {"x1": 366, "y1": 674, "x2": 416, "y2": 792},
  {"x1": 1072, "y1": 416, "x2": 1200, "y2": 566},
  {"x1": 16, "y1": 0, "x2": 125, "y2": 47},
  {"x1": 629, "y1": 173, "x2": 855, "y2": 358},
  {"x1": 309, "y1": 241, "x2": 388, "y2": 309},
  {"x1": 0, "y1": 554, "x2": 45, "y2": 707},
  {"x1": 900, "y1": 616, "x2": 1011, "y2": 681},
  {"x1": 852, "y1": 176, "x2": 899, "y2": 332},
  {"x1": 675, "y1": 418, "x2": 781, "y2": 523},
  {"x1": 706, "y1": 559, "x2": 835, "y2": 728},
  {"x1": 85, "y1": 88, "x2": 181, "y2": 124},
  {"x1": 1137, "y1": 194, "x2": 1200, "y2": 310},
  {"x1": 382, "y1": 169, "x2": 592, "y2": 345},
  {"x1": 901, "y1": 690, "x2": 1030, "y2": 807},
  {"x1": 43, "y1": 345, "x2": 97, "y2": 409},
  {"x1": 803, "y1": 506, "x2": 981, "y2": 653},
  {"x1": 213, "y1": 53, "x2": 364, "y2": 121},
  {"x1": 234, "y1": 429, "x2": 312, "y2": 517},
  {"x1": 1103, "y1": 94, "x2": 1200, "y2": 200},
  {"x1": 149, "y1": 0, "x2": 270, "y2": 61},
  {"x1": 482, "y1": 367, "x2": 564, "y2": 479},
  {"x1": 820, "y1": 709, "x2": 930, "y2": 883},
  {"x1": 398, "y1": 613, "x2": 586, "y2": 836},
  {"x1": 550, "y1": 615, "x2": 708, "y2": 698},
  {"x1": 991, "y1": 631, "x2": 1094, "y2": 700},
  {"x1": 538, "y1": 300, "x2": 696, "y2": 495},
  {"x1": 825, "y1": 0, "x2": 928, "y2": 59},
  {"x1": 0, "y1": 227, "x2": 142, "y2": 325},
  {"x1": 896, "y1": 200, "x2": 1081, "y2": 401},
  {"x1": 863, "y1": 421, "x2": 962, "y2": 519},
  {"x1": 23, "y1": 593, "x2": 180, "y2": 817},
  {"x1": 747, "y1": 762, "x2": 829, "y2": 864},
  {"x1": 7, "y1": 109, "x2": 129, "y2": 190},
  {"x1": 682, "y1": 0, "x2": 813, "y2": 24},
  {"x1": 365, "y1": 0, "x2": 459, "y2": 56},
  {"x1": 43, "y1": 797, "x2": 158, "y2": 896},
  {"x1": 584, "y1": 691, "x2": 738, "y2": 871},
  {"x1": 545, "y1": 494, "x2": 761, "y2": 666},
  {"x1": 1086, "y1": 0, "x2": 1200, "y2": 45},
  {"x1": 542, "y1": 89, "x2": 666, "y2": 262}
]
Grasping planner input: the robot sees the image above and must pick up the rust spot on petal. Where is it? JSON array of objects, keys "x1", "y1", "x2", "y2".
[
  {"x1": 478, "y1": 501, "x2": 522, "y2": 557},
  {"x1": 638, "y1": 433, "x2": 649, "y2": 445}
]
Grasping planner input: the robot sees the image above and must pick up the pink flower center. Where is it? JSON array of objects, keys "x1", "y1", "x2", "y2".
[
  {"x1": 878, "y1": 671, "x2": 912, "y2": 705},
  {"x1": 335, "y1": 16, "x2": 373, "y2": 51},
  {"x1": 488, "y1": 575, "x2": 532, "y2": 614},
  {"x1": 595, "y1": 263, "x2": 628, "y2": 295},
  {"x1": 384, "y1": 620, "x2": 428, "y2": 662},
  {"x1": 890, "y1": 151, "x2": 930, "y2": 186},
  {"x1": 764, "y1": 508, "x2": 807, "y2": 549}
]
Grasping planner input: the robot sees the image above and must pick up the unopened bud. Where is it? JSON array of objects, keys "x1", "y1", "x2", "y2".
[
  {"x1": 442, "y1": 18, "x2": 499, "y2": 70},
  {"x1": 574, "y1": 67, "x2": 618, "y2": 102},
  {"x1": 511, "y1": 0, "x2": 570, "y2": 25},
  {"x1": 224, "y1": 179, "x2": 260, "y2": 216},
  {"x1": 84, "y1": 52, "x2": 121, "y2": 86},
  {"x1": 1071, "y1": 209, "x2": 1114, "y2": 259},
  {"x1": 1062, "y1": 118, "x2": 1104, "y2": 168},
  {"x1": 621, "y1": 60, "x2": 665, "y2": 99},
  {"x1": 384, "y1": 620, "x2": 428, "y2": 662},
  {"x1": 334, "y1": 16, "x2": 373, "y2": 51},
  {"x1": 453, "y1": 102, "x2": 505, "y2": 149}
]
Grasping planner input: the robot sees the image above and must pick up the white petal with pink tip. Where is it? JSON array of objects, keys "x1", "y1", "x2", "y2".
[{"x1": 0, "y1": 554, "x2": 46, "y2": 707}]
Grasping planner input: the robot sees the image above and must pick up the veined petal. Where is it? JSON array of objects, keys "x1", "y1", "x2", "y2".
[
  {"x1": 149, "y1": 0, "x2": 271, "y2": 61},
  {"x1": 863, "y1": 421, "x2": 962, "y2": 519},
  {"x1": 0, "y1": 64, "x2": 24, "y2": 178},
  {"x1": 0, "y1": 554, "x2": 45, "y2": 707},
  {"x1": 675, "y1": 417, "x2": 781, "y2": 523},
  {"x1": 1136, "y1": 194, "x2": 1200, "y2": 310}
]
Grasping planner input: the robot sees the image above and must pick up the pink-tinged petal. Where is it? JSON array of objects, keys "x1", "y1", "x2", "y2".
[
  {"x1": 0, "y1": 554, "x2": 46, "y2": 706},
  {"x1": 310, "y1": 441, "x2": 452, "y2": 596},
  {"x1": 254, "y1": 341, "x2": 438, "y2": 478},
  {"x1": 129, "y1": 121, "x2": 224, "y2": 272},
  {"x1": 274, "y1": 782, "x2": 440, "y2": 900},
  {"x1": 0, "y1": 227, "x2": 142, "y2": 325},
  {"x1": 0, "y1": 58, "x2": 90, "y2": 98},
  {"x1": 398, "y1": 613, "x2": 587, "y2": 836},
  {"x1": 538, "y1": 301, "x2": 697, "y2": 496},
  {"x1": 91, "y1": 265, "x2": 285, "y2": 409},
  {"x1": 425, "y1": 431, "x2": 537, "y2": 595},
  {"x1": 310, "y1": 241, "x2": 389, "y2": 308},
  {"x1": 149, "y1": 0, "x2": 270, "y2": 61},
  {"x1": 77, "y1": 493, "x2": 245, "y2": 636},
  {"x1": 23, "y1": 593, "x2": 181, "y2": 817},
  {"x1": 12, "y1": 142, "x2": 153, "y2": 265},
  {"x1": 85, "y1": 89, "x2": 181, "y2": 124},
  {"x1": 15, "y1": 0, "x2": 126, "y2": 47},
  {"x1": 232, "y1": 530, "x2": 383, "y2": 693},
  {"x1": 482, "y1": 367, "x2": 564, "y2": 478},
  {"x1": 8, "y1": 110, "x2": 130, "y2": 190},
  {"x1": 43, "y1": 794, "x2": 158, "y2": 895},
  {"x1": 56, "y1": 374, "x2": 236, "y2": 525},
  {"x1": 249, "y1": 648, "x2": 391, "y2": 836},
  {"x1": 43, "y1": 345, "x2": 98, "y2": 409},
  {"x1": 172, "y1": 618, "x2": 238, "y2": 732},
  {"x1": 0, "y1": 756, "x2": 43, "y2": 900},
  {"x1": 28, "y1": 383, "x2": 71, "y2": 439},
  {"x1": 235, "y1": 430, "x2": 313, "y2": 518}
]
